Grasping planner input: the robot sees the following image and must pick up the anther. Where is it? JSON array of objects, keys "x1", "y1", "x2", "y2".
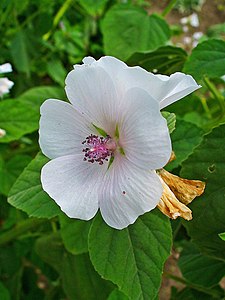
[{"x1": 82, "y1": 134, "x2": 116, "y2": 165}]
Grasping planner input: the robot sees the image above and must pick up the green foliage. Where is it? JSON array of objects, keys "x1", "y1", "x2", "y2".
[
  {"x1": 107, "y1": 289, "x2": 129, "y2": 300},
  {"x1": 127, "y1": 46, "x2": 187, "y2": 74},
  {"x1": 0, "y1": 281, "x2": 10, "y2": 300},
  {"x1": 89, "y1": 210, "x2": 172, "y2": 300},
  {"x1": 219, "y1": 232, "x2": 225, "y2": 241},
  {"x1": 166, "y1": 119, "x2": 203, "y2": 171},
  {"x1": 0, "y1": 87, "x2": 65, "y2": 143},
  {"x1": 10, "y1": 30, "x2": 31, "y2": 76},
  {"x1": 78, "y1": 0, "x2": 109, "y2": 16},
  {"x1": 181, "y1": 124, "x2": 225, "y2": 260},
  {"x1": 0, "y1": 0, "x2": 225, "y2": 299},
  {"x1": 178, "y1": 242, "x2": 225, "y2": 287},
  {"x1": 35, "y1": 233, "x2": 113, "y2": 300},
  {"x1": 0, "y1": 154, "x2": 32, "y2": 196},
  {"x1": 8, "y1": 153, "x2": 60, "y2": 219},
  {"x1": 59, "y1": 214, "x2": 91, "y2": 255},
  {"x1": 101, "y1": 4, "x2": 170, "y2": 60},
  {"x1": 183, "y1": 39, "x2": 225, "y2": 80},
  {"x1": 161, "y1": 111, "x2": 176, "y2": 134}
]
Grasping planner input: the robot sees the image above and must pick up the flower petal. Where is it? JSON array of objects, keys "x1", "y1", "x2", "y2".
[
  {"x1": 155, "y1": 72, "x2": 201, "y2": 108},
  {"x1": 81, "y1": 56, "x2": 127, "y2": 81},
  {"x1": 0, "y1": 78, "x2": 14, "y2": 96},
  {"x1": 118, "y1": 87, "x2": 172, "y2": 170},
  {"x1": 65, "y1": 64, "x2": 119, "y2": 136},
  {"x1": 39, "y1": 99, "x2": 92, "y2": 159},
  {"x1": 118, "y1": 67, "x2": 200, "y2": 109},
  {"x1": 99, "y1": 155, "x2": 163, "y2": 229},
  {"x1": 41, "y1": 154, "x2": 106, "y2": 220},
  {"x1": 0, "y1": 63, "x2": 13, "y2": 74},
  {"x1": 95, "y1": 56, "x2": 127, "y2": 81}
]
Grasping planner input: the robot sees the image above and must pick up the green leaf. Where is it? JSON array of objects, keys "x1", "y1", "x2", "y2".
[
  {"x1": 17, "y1": 86, "x2": 65, "y2": 105},
  {"x1": 47, "y1": 59, "x2": 67, "y2": 86},
  {"x1": 0, "y1": 99, "x2": 40, "y2": 143},
  {"x1": 219, "y1": 232, "x2": 225, "y2": 241},
  {"x1": 59, "y1": 214, "x2": 92, "y2": 255},
  {"x1": 0, "y1": 86, "x2": 65, "y2": 143},
  {"x1": 35, "y1": 233, "x2": 64, "y2": 272},
  {"x1": 161, "y1": 111, "x2": 176, "y2": 134},
  {"x1": 35, "y1": 233, "x2": 113, "y2": 300},
  {"x1": 183, "y1": 39, "x2": 225, "y2": 80},
  {"x1": 62, "y1": 253, "x2": 112, "y2": 300},
  {"x1": 8, "y1": 153, "x2": 60, "y2": 219},
  {"x1": 207, "y1": 23, "x2": 225, "y2": 40},
  {"x1": 10, "y1": 30, "x2": 30, "y2": 75},
  {"x1": 178, "y1": 242, "x2": 225, "y2": 287},
  {"x1": 180, "y1": 124, "x2": 225, "y2": 260},
  {"x1": 107, "y1": 289, "x2": 129, "y2": 300},
  {"x1": 0, "y1": 281, "x2": 10, "y2": 300},
  {"x1": 127, "y1": 46, "x2": 187, "y2": 75},
  {"x1": 0, "y1": 244, "x2": 23, "y2": 300},
  {"x1": 166, "y1": 119, "x2": 204, "y2": 171},
  {"x1": 89, "y1": 210, "x2": 172, "y2": 300},
  {"x1": 0, "y1": 155, "x2": 32, "y2": 196},
  {"x1": 101, "y1": 4, "x2": 170, "y2": 60},
  {"x1": 78, "y1": 0, "x2": 109, "y2": 16}
]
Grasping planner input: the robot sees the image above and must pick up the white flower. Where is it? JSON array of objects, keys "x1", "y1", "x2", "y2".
[
  {"x1": 0, "y1": 63, "x2": 13, "y2": 74},
  {"x1": 0, "y1": 128, "x2": 6, "y2": 138},
  {"x1": 0, "y1": 78, "x2": 14, "y2": 97},
  {"x1": 180, "y1": 13, "x2": 199, "y2": 28},
  {"x1": 39, "y1": 56, "x2": 200, "y2": 229},
  {"x1": 0, "y1": 63, "x2": 14, "y2": 96},
  {"x1": 189, "y1": 13, "x2": 199, "y2": 27},
  {"x1": 180, "y1": 17, "x2": 188, "y2": 25},
  {"x1": 193, "y1": 32, "x2": 203, "y2": 40}
]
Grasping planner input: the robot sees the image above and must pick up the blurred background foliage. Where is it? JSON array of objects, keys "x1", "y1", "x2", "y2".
[{"x1": 0, "y1": 0, "x2": 225, "y2": 299}]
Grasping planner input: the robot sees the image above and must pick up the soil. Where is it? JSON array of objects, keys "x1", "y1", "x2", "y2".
[{"x1": 148, "y1": 0, "x2": 225, "y2": 51}]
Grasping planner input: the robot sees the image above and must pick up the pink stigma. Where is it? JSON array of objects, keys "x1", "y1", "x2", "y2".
[{"x1": 82, "y1": 134, "x2": 116, "y2": 165}]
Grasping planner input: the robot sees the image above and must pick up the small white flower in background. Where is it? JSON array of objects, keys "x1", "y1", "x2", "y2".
[
  {"x1": 180, "y1": 13, "x2": 199, "y2": 28},
  {"x1": 182, "y1": 25, "x2": 189, "y2": 33},
  {"x1": 39, "y1": 56, "x2": 200, "y2": 229},
  {"x1": 193, "y1": 31, "x2": 203, "y2": 40},
  {"x1": 183, "y1": 36, "x2": 192, "y2": 45},
  {"x1": 0, "y1": 63, "x2": 14, "y2": 97},
  {"x1": 180, "y1": 16, "x2": 188, "y2": 25},
  {"x1": 0, "y1": 128, "x2": 6, "y2": 138},
  {"x1": 0, "y1": 63, "x2": 13, "y2": 74},
  {"x1": 189, "y1": 13, "x2": 199, "y2": 27},
  {"x1": 0, "y1": 78, "x2": 14, "y2": 97}
]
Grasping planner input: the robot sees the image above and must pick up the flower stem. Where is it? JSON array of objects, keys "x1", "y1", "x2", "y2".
[
  {"x1": 164, "y1": 272, "x2": 223, "y2": 298},
  {"x1": 0, "y1": 218, "x2": 46, "y2": 246},
  {"x1": 162, "y1": 0, "x2": 178, "y2": 17}
]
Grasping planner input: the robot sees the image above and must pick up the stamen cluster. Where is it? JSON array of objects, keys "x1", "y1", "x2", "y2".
[{"x1": 82, "y1": 134, "x2": 112, "y2": 165}]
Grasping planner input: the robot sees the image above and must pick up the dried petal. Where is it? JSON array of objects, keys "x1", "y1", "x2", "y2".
[
  {"x1": 168, "y1": 151, "x2": 176, "y2": 164},
  {"x1": 159, "y1": 169, "x2": 205, "y2": 205},
  {"x1": 157, "y1": 178, "x2": 192, "y2": 221}
]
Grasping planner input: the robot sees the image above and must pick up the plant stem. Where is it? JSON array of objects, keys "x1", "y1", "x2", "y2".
[
  {"x1": 203, "y1": 76, "x2": 225, "y2": 117},
  {"x1": 0, "y1": 218, "x2": 46, "y2": 246},
  {"x1": 43, "y1": 0, "x2": 73, "y2": 41},
  {"x1": 162, "y1": 0, "x2": 178, "y2": 17},
  {"x1": 200, "y1": 96, "x2": 212, "y2": 119},
  {"x1": 164, "y1": 272, "x2": 223, "y2": 298}
]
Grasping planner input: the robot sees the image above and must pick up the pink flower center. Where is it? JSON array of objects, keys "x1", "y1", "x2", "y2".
[{"x1": 82, "y1": 134, "x2": 116, "y2": 165}]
